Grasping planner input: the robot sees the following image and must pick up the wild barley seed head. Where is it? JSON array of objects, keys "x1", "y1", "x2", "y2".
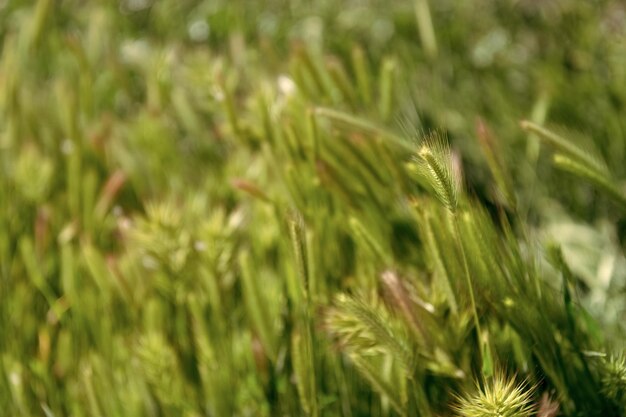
[{"x1": 454, "y1": 371, "x2": 536, "y2": 417}]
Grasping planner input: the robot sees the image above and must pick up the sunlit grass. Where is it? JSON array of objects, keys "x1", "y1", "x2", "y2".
[{"x1": 1, "y1": 0, "x2": 625, "y2": 416}]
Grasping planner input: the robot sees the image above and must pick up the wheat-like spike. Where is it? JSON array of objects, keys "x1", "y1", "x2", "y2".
[
  {"x1": 416, "y1": 136, "x2": 459, "y2": 212},
  {"x1": 347, "y1": 297, "x2": 413, "y2": 369},
  {"x1": 325, "y1": 293, "x2": 414, "y2": 373}
]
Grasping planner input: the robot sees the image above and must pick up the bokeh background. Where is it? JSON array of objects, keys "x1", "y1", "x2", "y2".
[{"x1": 1, "y1": 0, "x2": 625, "y2": 415}]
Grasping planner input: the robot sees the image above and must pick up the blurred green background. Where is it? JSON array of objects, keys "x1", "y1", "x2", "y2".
[{"x1": 1, "y1": 0, "x2": 625, "y2": 415}]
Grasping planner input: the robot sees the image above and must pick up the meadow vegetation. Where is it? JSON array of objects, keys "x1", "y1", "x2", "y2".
[{"x1": 1, "y1": 0, "x2": 626, "y2": 415}]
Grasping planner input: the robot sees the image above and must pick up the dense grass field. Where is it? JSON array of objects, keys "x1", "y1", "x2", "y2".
[{"x1": 1, "y1": 0, "x2": 626, "y2": 415}]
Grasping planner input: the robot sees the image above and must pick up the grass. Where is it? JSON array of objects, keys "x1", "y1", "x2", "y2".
[{"x1": 1, "y1": 0, "x2": 626, "y2": 416}]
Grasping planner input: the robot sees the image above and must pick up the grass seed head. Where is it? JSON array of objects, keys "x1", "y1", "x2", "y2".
[{"x1": 454, "y1": 371, "x2": 536, "y2": 417}]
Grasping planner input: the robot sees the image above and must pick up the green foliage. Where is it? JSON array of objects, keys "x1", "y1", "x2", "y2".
[{"x1": 1, "y1": 0, "x2": 626, "y2": 416}]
